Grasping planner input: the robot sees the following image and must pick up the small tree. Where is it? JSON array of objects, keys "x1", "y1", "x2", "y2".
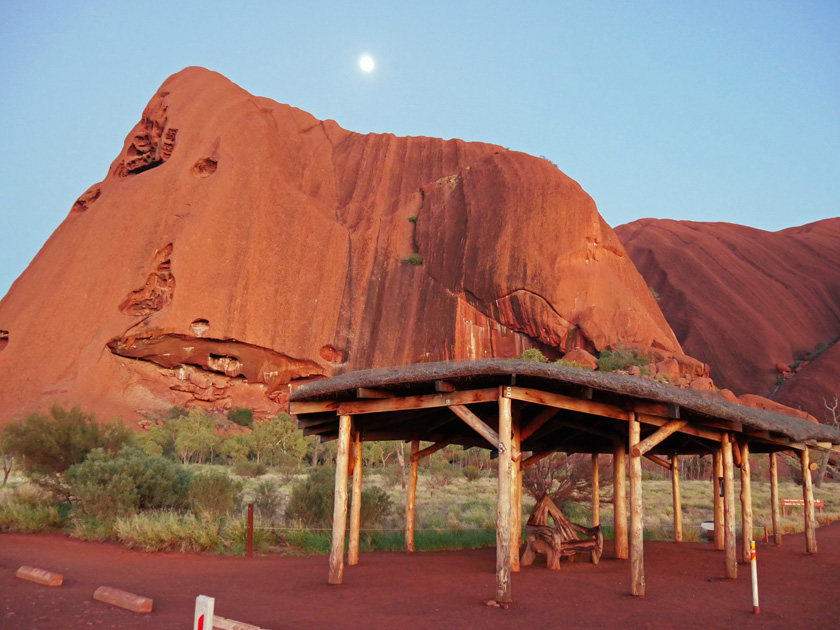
[
  {"x1": 816, "y1": 396, "x2": 839, "y2": 487},
  {"x1": 1, "y1": 405, "x2": 131, "y2": 498},
  {"x1": 522, "y1": 453, "x2": 589, "y2": 503}
]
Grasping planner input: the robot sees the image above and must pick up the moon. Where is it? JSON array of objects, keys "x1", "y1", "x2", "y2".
[{"x1": 360, "y1": 55, "x2": 375, "y2": 72}]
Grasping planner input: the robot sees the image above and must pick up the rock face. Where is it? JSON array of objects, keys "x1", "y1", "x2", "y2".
[
  {"x1": 615, "y1": 218, "x2": 840, "y2": 420},
  {"x1": 0, "y1": 67, "x2": 678, "y2": 424}
]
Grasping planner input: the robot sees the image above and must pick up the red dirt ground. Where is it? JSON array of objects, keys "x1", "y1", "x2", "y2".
[{"x1": 1, "y1": 527, "x2": 838, "y2": 629}]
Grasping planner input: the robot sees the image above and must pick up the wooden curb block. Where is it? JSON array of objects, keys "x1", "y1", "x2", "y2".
[
  {"x1": 93, "y1": 586, "x2": 153, "y2": 613},
  {"x1": 16, "y1": 566, "x2": 63, "y2": 586},
  {"x1": 214, "y1": 615, "x2": 269, "y2": 630}
]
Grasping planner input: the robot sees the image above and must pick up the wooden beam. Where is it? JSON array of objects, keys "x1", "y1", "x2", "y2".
[
  {"x1": 348, "y1": 431, "x2": 363, "y2": 566},
  {"x1": 290, "y1": 400, "x2": 340, "y2": 415},
  {"x1": 435, "y1": 380, "x2": 456, "y2": 392},
  {"x1": 557, "y1": 418, "x2": 623, "y2": 442},
  {"x1": 449, "y1": 404, "x2": 521, "y2": 461},
  {"x1": 511, "y1": 417, "x2": 522, "y2": 572},
  {"x1": 630, "y1": 420, "x2": 688, "y2": 457},
  {"x1": 406, "y1": 440, "x2": 419, "y2": 553},
  {"x1": 338, "y1": 388, "x2": 499, "y2": 415},
  {"x1": 722, "y1": 434, "x2": 737, "y2": 579},
  {"x1": 644, "y1": 453, "x2": 672, "y2": 469},
  {"x1": 520, "y1": 407, "x2": 559, "y2": 441},
  {"x1": 769, "y1": 453, "x2": 782, "y2": 546},
  {"x1": 629, "y1": 412, "x2": 645, "y2": 597},
  {"x1": 637, "y1": 413, "x2": 722, "y2": 442},
  {"x1": 328, "y1": 415, "x2": 352, "y2": 585},
  {"x1": 592, "y1": 454, "x2": 600, "y2": 527},
  {"x1": 672, "y1": 455, "x2": 683, "y2": 543},
  {"x1": 714, "y1": 450, "x2": 724, "y2": 551},
  {"x1": 613, "y1": 438, "x2": 628, "y2": 560},
  {"x1": 410, "y1": 438, "x2": 456, "y2": 462},
  {"x1": 356, "y1": 387, "x2": 394, "y2": 399},
  {"x1": 634, "y1": 401, "x2": 680, "y2": 419},
  {"x1": 496, "y1": 394, "x2": 513, "y2": 604},
  {"x1": 801, "y1": 447, "x2": 817, "y2": 553},
  {"x1": 503, "y1": 386, "x2": 629, "y2": 421},
  {"x1": 739, "y1": 440, "x2": 753, "y2": 564}
]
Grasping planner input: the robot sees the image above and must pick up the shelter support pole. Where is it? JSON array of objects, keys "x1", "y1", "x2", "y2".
[
  {"x1": 672, "y1": 454, "x2": 682, "y2": 542},
  {"x1": 496, "y1": 393, "x2": 513, "y2": 603},
  {"x1": 348, "y1": 430, "x2": 363, "y2": 566},
  {"x1": 739, "y1": 440, "x2": 753, "y2": 564},
  {"x1": 511, "y1": 416, "x2": 522, "y2": 572},
  {"x1": 714, "y1": 450, "x2": 724, "y2": 551},
  {"x1": 801, "y1": 447, "x2": 817, "y2": 554},
  {"x1": 769, "y1": 453, "x2": 782, "y2": 546},
  {"x1": 405, "y1": 440, "x2": 419, "y2": 552},
  {"x1": 722, "y1": 433, "x2": 737, "y2": 579},
  {"x1": 613, "y1": 438, "x2": 628, "y2": 559},
  {"x1": 592, "y1": 454, "x2": 600, "y2": 527},
  {"x1": 329, "y1": 415, "x2": 352, "y2": 585},
  {"x1": 629, "y1": 412, "x2": 645, "y2": 597}
]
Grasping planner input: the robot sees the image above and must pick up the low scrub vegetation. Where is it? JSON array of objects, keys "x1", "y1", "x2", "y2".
[{"x1": 3, "y1": 405, "x2": 839, "y2": 556}]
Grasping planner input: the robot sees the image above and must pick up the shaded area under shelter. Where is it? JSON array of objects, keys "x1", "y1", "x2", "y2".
[{"x1": 289, "y1": 359, "x2": 840, "y2": 603}]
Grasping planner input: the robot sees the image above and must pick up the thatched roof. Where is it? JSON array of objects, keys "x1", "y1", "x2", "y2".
[{"x1": 290, "y1": 360, "x2": 840, "y2": 451}]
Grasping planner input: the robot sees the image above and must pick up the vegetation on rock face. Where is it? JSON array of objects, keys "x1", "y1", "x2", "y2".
[
  {"x1": 596, "y1": 346, "x2": 651, "y2": 374},
  {"x1": 401, "y1": 253, "x2": 423, "y2": 266}
]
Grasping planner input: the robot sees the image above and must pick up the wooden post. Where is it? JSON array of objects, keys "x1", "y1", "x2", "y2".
[
  {"x1": 769, "y1": 453, "x2": 782, "y2": 546},
  {"x1": 628, "y1": 412, "x2": 645, "y2": 597},
  {"x1": 801, "y1": 447, "x2": 817, "y2": 554},
  {"x1": 348, "y1": 430, "x2": 363, "y2": 566},
  {"x1": 406, "y1": 439, "x2": 419, "y2": 552},
  {"x1": 592, "y1": 454, "x2": 600, "y2": 527},
  {"x1": 714, "y1": 449, "x2": 724, "y2": 551},
  {"x1": 496, "y1": 393, "x2": 513, "y2": 604},
  {"x1": 722, "y1": 434, "x2": 737, "y2": 579},
  {"x1": 672, "y1": 454, "x2": 682, "y2": 542},
  {"x1": 511, "y1": 417, "x2": 522, "y2": 572},
  {"x1": 613, "y1": 438, "x2": 628, "y2": 559},
  {"x1": 740, "y1": 440, "x2": 753, "y2": 563},
  {"x1": 329, "y1": 415, "x2": 352, "y2": 585}
]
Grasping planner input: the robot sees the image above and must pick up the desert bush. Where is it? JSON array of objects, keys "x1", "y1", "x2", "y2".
[
  {"x1": 401, "y1": 253, "x2": 423, "y2": 266},
  {"x1": 427, "y1": 459, "x2": 458, "y2": 492},
  {"x1": 284, "y1": 467, "x2": 393, "y2": 529},
  {"x1": 234, "y1": 460, "x2": 266, "y2": 478},
  {"x1": 463, "y1": 465, "x2": 483, "y2": 482},
  {"x1": 523, "y1": 453, "x2": 589, "y2": 502},
  {"x1": 596, "y1": 346, "x2": 651, "y2": 374},
  {"x1": 66, "y1": 446, "x2": 192, "y2": 520},
  {"x1": 0, "y1": 485, "x2": 66, "y2": 532},
  {"x1": 189, "y1": 470, "x2": 242, "y2": 517},
  {"x1": 517, "y1": 348, "x2": 549, "y2": 363},
  {"x1": 380, "y1": 463, "x2": 405, "y2": 488},
  {"x1": 254, "y1": 480, "x2": 281, "y2": 520},
  {"x1": 228, "y1": 407, "x2": 254, "y2": 429},
  {"x1": 1, "y1": 405, "x2": 131, "y2": 498}
]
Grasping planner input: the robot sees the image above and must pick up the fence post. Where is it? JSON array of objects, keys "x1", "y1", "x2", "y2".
[{"x1": 194, "y1": 595, "x2": 215, "y2": 630}]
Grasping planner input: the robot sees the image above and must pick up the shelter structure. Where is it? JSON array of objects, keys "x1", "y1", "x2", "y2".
[{"x1": 289, "y1": 360, "x2": 840, "y2": 603}]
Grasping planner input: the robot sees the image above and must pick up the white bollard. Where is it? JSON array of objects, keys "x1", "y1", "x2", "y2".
[
  {"x1": 750, "y1": 541, "x2": 759, "y2": 615},
  {"x1": 195, "y1": 595, "x2": 215, "y2": 630}
]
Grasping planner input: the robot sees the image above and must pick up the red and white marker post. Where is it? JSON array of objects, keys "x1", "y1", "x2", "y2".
[
  {"x1": 194, "y1": 595, "x2": 215, "y2": 630},
  {"x1": 750, "y1": 540, "x2": 759, "y2": 615}
]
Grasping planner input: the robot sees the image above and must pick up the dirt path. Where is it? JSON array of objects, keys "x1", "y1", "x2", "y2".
[{"x1": 1, "y1": 526, "x2": 839, "y2": 629}]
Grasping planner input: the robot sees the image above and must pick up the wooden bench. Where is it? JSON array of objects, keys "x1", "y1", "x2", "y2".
[
  {"x1": 521, "y1": 494, "x2": 603, "y2": 570},
  {"x1": 781, "y1": 498, "x2": 824, "y2": 515}
]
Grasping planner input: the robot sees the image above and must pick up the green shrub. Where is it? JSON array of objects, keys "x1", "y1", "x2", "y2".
[
  {"x1": 463, "y1": 465, "x2": 483, "y2": 482},
  {"x1": 189, "y1": 470, "x2": 242, "y2": 517},
  {"x1": 66, "y1": 446, "x2": 192, "y2": 520},
  {"x1": 233, "y1": 460, "x2": 266, "y2": 478},
  {"x1": 408, "y1": 216, "x2": 418, "y2": 223},
  {"x1": 285, "y1": 467, "x2": 393, "y2": 529},
  {"x1": 554, "y1": 359, "x2": 586, "y2": 369},
  {"x1": 401, "y1": 253, "x2": 423, "y2": 266},
  {"x1": 0, "y1": 486, "x2": 66, "y2": 533},
  {"x1": 253, "y1": 480, "x2": 281, "y2": 520},
  {"x1": 1, "y1": 405, "x2": 131, "y2": 498},
  {"x1": 228, "y1": 407, "x2": 254, "y2": 429},
  {"x1": 596, "y1": 346, "x2": 651, "y2": 374},
  {"x1": 517, "y1": 348, "x2": 549, "y2": 363}
]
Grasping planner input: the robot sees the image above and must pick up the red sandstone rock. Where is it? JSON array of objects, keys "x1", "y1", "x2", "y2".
[
  {"x1": 737, "y1": 394, "x2": 818, "y2": 423},
  {"x1": 689, "y1": 377, "x2": 715, "y2": 391},
  {"x1": 616, "y1": 218, "x2": 840, "y2": 419},
  {"x1": 718, "y1": 389, "x2": 740, "y2": 404},
  {"x1": 775, "y1": 363, "x2": 791, "y2": 374},
  {"x1": 655, "y1": 359, "x2": 681, "y2": 381},
  {"x1": 0, "y1": 67, "x2": 680, "y2": 424},
  {"x1": 562, "y1": 348, "x2": 598, "y2": 370}
]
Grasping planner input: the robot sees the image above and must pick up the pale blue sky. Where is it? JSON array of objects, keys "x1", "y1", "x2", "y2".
[{"x1": 1, "y1": 1, "x2": 838, "y2": 298}]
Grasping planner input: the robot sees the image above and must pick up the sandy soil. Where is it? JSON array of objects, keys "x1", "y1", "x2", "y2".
[{"x1": 1, "y1": 526, "x2": 838, "y2": 629}]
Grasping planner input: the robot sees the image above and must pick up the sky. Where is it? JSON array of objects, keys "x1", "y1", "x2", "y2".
[{"x1": 1, "y1": 1, "x2": 838, "y2": 299}]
